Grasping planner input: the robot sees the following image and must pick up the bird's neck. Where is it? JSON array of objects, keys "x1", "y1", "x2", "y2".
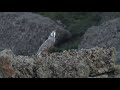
[{"x1": 48, "y1": 36, "x2": 55, "y2": 42}]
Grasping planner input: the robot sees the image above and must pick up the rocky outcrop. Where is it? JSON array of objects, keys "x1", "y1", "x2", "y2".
[
  {"x1": 0, "y1": 56, "x2": 15, "y2": 78},
  {"x1": 35, "y1": 47, "x2": 115, "y2": 78},
  {"x1": 0, "y1": 12, "x2": 71, "y2": 56},
  {"x1": 79, "y1": 18, "x2": 120, "y2": 64},
  {"x1": 0, "y1": 47, "x2": 117, "y2": 78}
]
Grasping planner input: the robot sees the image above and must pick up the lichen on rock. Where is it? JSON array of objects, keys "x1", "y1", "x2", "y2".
[{"x1": 0, "y1": 47, "x2": 117, "y2": 78}]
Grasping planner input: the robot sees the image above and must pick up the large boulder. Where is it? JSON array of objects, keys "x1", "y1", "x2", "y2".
[
  {"x1": 79, "y1": 18, "x2": 120, "y2": 64},
  {"x1": 0, "y1": 12, "x2": 71, "y2": 56}
]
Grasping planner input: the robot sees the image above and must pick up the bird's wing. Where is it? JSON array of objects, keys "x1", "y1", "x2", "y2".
[{"x1": 36, "y1": 39, "x2": 54, "y2": 56}]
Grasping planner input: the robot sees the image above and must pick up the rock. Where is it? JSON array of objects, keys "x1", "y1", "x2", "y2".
[
  {"x1": 35, "y1": 57, "x2": 90, "y2": 78},
  {"x1": 108, "y1": 65, "x2": 120, "y2": 78},
  {"x1": 0, "y1": 12, "x2": 71, "y2": 56},
  {"x1": 35, "y1": 47, "x2": 115, "y2": 77},
  {"x1": 13, "y1": 55, "x2": 35, "y2": 78},
  {"x1": 79, "y1": 47, "x2": 115, "y2": 76},
  {"x1": 91, "y1": 74, "x2": 108, "y2": 78},
  {"x1": 0, "y1": 56, "x2": 15, "y2": 78},
  {"x1": 0, "y1": 49, "x2": 35, "y2": 78},
  {"x1": 79, "y1": 18, "x2": 120, "y2": 64},
  {"x1": 0, "y1": 49, "x2": 15, "y2": 61},
  {"x1": 98, "y1": 12, "x2": 120, "y2": 24},
  {"x1": 0, "y1": 47, "x2": 116, "y2": 78}
]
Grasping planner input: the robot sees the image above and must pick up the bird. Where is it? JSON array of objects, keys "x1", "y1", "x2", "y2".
[{"x1": 36, "y1": 30, "x2": 56, "y2": 58}]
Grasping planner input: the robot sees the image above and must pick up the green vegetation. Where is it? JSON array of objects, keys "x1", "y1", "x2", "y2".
[{"x1": 37, "y1": 12, "x2": 101, "y2": 52}]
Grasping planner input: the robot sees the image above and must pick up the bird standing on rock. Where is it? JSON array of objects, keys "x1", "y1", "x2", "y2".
[{"x1": 36, "y1": 31, "x2": 56, "y2": 58}]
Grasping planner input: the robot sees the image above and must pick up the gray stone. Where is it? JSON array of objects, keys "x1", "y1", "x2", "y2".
[
  {"x1": 0, "y1": 47, "x2": 116, "y2": 78},
  {"x1": 0, "y1": 12, "x2": 71, "y2": 56},
  {"x1": 79, "y1": 18, "x2": 120, "y2": 64},
  {"x1": 91, "y1": 74, "x2": 108, "y2": 78},
  {"x1": 35, "y1": 47, "x2": 115, "y2": 77}
]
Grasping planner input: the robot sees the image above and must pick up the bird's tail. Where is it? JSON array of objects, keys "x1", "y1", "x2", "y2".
[{"x1": 36, "y1": 49, "x2": 42, "y2": 58}]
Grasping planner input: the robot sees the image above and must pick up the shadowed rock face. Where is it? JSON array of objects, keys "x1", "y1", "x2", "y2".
[
  {"x1": 79, "y1": 18, "x2": 120, "y2": 64},
  {"x1": 98, "y1": 12, "x2": 120, "y2": 23},
  {"x1": 0, "y1": 12, "x2": 71, "y2": 56}
]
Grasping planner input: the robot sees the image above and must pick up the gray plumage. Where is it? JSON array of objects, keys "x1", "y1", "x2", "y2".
[{"x1": 36, "y1": 31, "x2": 56, "y2": 58}]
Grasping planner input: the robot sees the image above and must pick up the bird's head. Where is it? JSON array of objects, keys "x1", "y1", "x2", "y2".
[{"x1": 50, "y1": 31, "x2": 56, "y2": 38}]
